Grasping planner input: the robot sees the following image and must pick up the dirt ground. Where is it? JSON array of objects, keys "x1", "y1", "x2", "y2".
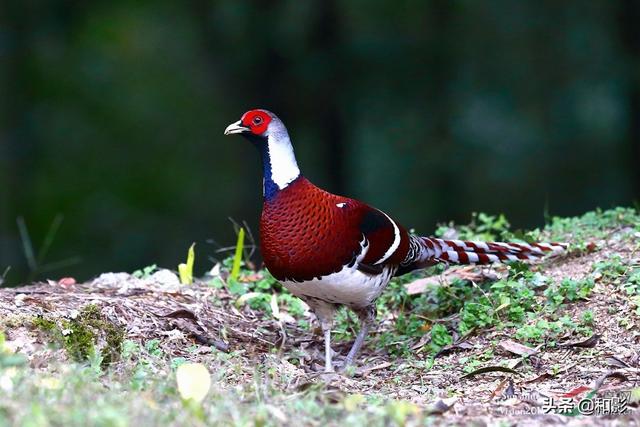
[{"x1": 1, "y1": 225, "x2": 639, "y2": 426}]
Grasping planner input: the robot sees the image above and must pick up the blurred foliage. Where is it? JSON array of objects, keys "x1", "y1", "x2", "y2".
[{"x1": 1, "y1": 1, "x2": 639, "y2": 285}]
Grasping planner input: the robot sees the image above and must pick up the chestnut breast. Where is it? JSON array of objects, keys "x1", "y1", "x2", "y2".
[{"x1": 260, "y1": 178, "x2": 364, "y2": 282}]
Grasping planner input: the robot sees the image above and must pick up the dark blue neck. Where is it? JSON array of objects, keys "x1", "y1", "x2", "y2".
[{"x1": 245, "y1": 134, "x2": 279, "y2": 201}]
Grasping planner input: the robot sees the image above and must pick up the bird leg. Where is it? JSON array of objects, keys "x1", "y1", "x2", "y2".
[
  {"x1": 343, "y1": 305, "x2": 377, "y2": 370},
  {"x1": 303, "y1": 297, "x2": 337, "y2": 372},
  {"x1": 322, "y1": 322, "x2": 333, "y2": 373}
]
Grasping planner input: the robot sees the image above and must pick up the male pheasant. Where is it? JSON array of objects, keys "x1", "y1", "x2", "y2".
[{"x1": 224, "y1": 109, "x2": 567, "y2": 372}]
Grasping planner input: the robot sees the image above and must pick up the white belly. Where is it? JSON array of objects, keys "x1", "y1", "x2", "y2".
[{"x1": 281, "y1": 264, "x2": 395, "y2": 308}]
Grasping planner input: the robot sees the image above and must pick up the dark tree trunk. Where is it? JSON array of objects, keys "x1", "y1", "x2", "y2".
[
  {"x1": 0, "y1": 2, "x2": 87, "y2": 284},
  {"x1": 189, "y1": 0, "x2": 287, "y2": 110},
  {"x1": 189, "y1": 0, "x2": 232, "y2": 94},
  {"x1": 620, "y1": 0, "x2": 640, "y2": 200},
  {"x1": 309, "y1": 0, "x2": 346, "y2": 195},
  {"x1": 426, "y1": 0, "x2": 456, "y2": 219},
  {"x1": 0, "y1": 1, "x2": 33, "y2": 281}
]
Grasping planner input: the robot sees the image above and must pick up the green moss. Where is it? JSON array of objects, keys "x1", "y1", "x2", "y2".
[
  {"x1": 98, "y1": 320, "x2": 125, "y2": 366},
  {"x1": 31, "y1": 304, "x2": 125, "y2": 367},
  {"x1": 79, "y1": 304, "x2": 102, "y2": 322},
  {"x1": 32, "y1": 317, "x2": 61, "y2": 337},
  {"x1": 65, "y1": 318, "x2": 97, "y2": 362}
]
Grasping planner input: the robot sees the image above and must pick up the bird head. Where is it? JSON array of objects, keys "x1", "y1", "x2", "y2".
[
  {"x1": 224, "y1": 109, "x2": 300, "y2": 197},
  {"x1": 224, "y1": 109, "x2": 279, "y2": 139}
]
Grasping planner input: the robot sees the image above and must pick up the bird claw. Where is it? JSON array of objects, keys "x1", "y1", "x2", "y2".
[
  {"x1": 318, "y1": 371, "x2": 341, "y2": 382},
  {"x1": 338, "y1": 360, "x2": 358, "y2": 376}
]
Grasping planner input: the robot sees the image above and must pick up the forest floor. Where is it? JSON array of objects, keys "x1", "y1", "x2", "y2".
[{"x1": 1, "y1": 208, "x2": 639, "y2": 426}]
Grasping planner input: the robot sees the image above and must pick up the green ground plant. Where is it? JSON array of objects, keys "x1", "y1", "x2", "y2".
[
  {"x1": 32, "y1": 304, "x2": 125, "y2": 367},
  {"x1": 219, "y1": 209, "x2": 632, "y2": 358}
]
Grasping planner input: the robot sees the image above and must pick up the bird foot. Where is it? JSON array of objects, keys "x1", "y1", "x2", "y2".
[
  {"x1": 337, "y1": 361, "x2": 358, "y2": 376},
  {"x1": 305, "y1": 368, "x2": 342, "y2": 383},
  {"x1": 318, "y1": 371, "x2": 341, "y2": 382},
  {"x1": 310, "y1": 358, "x2": 356, "y2": 377}
]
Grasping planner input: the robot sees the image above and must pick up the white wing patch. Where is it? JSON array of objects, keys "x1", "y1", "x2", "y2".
[
  {"x1": 336, "y1": 202, "x2": 346, "y2": 208},
  {"x1": 373, "y1": 210, "x2": 401, "y2": 265}
]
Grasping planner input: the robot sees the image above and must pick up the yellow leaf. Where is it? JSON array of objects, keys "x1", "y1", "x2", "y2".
[
  {"x1": 235, "y1": 292, "x2": 264, "y2": 308},
  {"x1": 178, "y1": 243, "x2": 196, "y2": 285},
  {"x1": 343, "y1": 394, "x2": 365, "y2": 411},
  {"x1": 386, "y1": 400, "x2": 420, "y2": 425},
  {"x1": 38, "y1": 377, "x2": 62, "y2": 390},
  {"x1": 495, "y1": 301, "x2": 511, "y2": 313},
  {"x1": 176, "y1": 363, "x2": 211, "y2": 403},
  {"x1": 0, "y1": 332, "x2": 9, "y2": 353}
]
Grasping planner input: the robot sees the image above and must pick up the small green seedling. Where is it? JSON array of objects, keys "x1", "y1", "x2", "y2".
[
  {"x1": 132, "y1": 264, "x2": 157, "y2": 279},
  {"x1": 178, "y1": 243, "x2": 196, "y2": 285},
  {"x1": 229, "y1": 228, "x2": 245, "y2": 282}
]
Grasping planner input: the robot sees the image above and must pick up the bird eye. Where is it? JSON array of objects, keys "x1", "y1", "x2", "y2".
[{"x1": 253, "y1": 116, "x2": 263, "y2": 125}]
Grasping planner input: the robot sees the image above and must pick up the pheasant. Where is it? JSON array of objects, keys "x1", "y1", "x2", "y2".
[{"x1": 224, "y1": 109, "x2": 567, "y2": 372}]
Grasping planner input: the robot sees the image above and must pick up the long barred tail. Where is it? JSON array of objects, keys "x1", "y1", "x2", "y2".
[{"x1": 414, "y1": 237, "x2": 568, "y2": 265}]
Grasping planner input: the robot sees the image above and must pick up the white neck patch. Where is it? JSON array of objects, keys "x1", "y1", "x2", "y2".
[{"x1": 266, "y1": 131, "x2": 300, "y2": 190}]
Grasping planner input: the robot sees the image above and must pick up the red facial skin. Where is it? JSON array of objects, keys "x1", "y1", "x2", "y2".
[{"x1": 241, "y1": 110, "x2": 272, "y2": 136}]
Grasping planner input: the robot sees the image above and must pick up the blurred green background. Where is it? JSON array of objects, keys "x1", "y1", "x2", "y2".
[{"x1": 1, "y1": 1, "x2": 639, "y2": 286}]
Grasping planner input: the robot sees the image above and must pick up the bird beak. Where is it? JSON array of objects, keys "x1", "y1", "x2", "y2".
[{"x1": 224, "y1": 120, "x2": 250, "y2": 135}]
